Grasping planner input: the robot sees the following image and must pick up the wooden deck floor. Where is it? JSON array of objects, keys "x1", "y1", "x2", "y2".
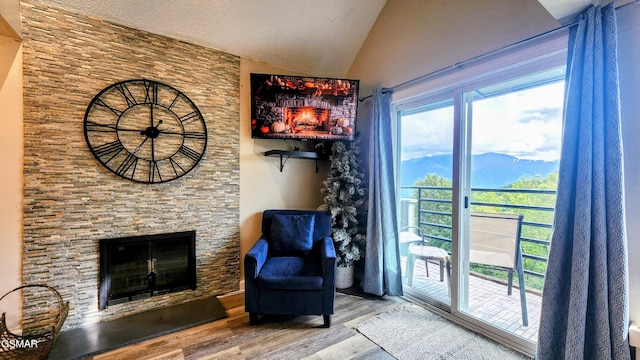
[{"x1": 403, "y1": 257, "x2": 542, "y2": 341}]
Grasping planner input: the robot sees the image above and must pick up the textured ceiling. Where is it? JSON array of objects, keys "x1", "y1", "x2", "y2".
[{"x1": 38, "y1": 0, "x2": 387, "y2": 77}]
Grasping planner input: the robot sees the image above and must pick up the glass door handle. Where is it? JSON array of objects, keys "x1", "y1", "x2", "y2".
[{"x1": 147, "y1": 258, "x2": 157, "y2": 274}]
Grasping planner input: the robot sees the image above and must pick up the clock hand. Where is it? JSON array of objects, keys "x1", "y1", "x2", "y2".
[
  {"x1": 86, "y1": 121, "x2": 118, "y2": 130},
  {"x1": 86, "y1": 122, "x2": 142, "y2": 133},
  {"x1": 132, "y1": 137, "x2": 149, "y2": 154},
  {"x1": 158, "y1": 130, "x2": 206, "y2": 140},
  {"x1": 151, "y1": 137, "x2": 155, "y2": 162}
]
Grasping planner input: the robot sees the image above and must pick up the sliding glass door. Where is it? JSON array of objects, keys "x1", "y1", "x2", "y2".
[
  {"x1": 395, "y1": 60, "x2": 566, "y2": 351},
  {"x1": 398, "y1": 97, "x2": 454, "y2": 308},
  {"x1": 458, "y1": 73, "x2": 564, "y2": 341}
]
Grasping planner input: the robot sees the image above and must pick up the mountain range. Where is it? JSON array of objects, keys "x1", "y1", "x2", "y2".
[{"x1": 401, "y1": 152, "x2": 559, "y2": 188}]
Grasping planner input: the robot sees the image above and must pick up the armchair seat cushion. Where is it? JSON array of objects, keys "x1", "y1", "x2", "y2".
[{"x1": 257, "y1": 256, "x2": 323, "y2": 290}]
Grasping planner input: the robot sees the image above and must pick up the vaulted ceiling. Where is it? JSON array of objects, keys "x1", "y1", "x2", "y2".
[{"x1": 0, "y1": 0, "x2": 615, "y2": 77}]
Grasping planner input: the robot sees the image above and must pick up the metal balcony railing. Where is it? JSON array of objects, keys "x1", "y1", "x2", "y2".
[{"x1": 400, "y1": 186, "x2": 557, "y2": 289}]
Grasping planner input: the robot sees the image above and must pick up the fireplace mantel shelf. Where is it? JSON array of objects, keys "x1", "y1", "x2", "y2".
[{"x1": 264, "y1": 149, "x2": 324, "y2": 173}]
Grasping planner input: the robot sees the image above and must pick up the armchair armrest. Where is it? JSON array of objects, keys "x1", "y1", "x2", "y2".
[
  {"x1": 320, "y1": 236, "x2": 337, "y2": 261},
  {"x1": 245, "y1": 238, "x2": 269, "y2": 280},
  {"x1": 320, "y1": 236, "x2": 336, "y2": 277},
  {"x1": 320, "y1": 236, "x2": 336, "y2": 314},
  {"x1": 244, "y1": 238, "x2": 268, "y2": 316}
]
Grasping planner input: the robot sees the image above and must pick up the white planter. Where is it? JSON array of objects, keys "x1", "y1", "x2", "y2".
[{"x1": 335, "y1": 265, "x2": 354, "y2": 289}]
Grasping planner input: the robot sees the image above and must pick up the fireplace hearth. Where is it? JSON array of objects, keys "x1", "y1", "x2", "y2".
[{"x1": 99, "y1": 231, "x2": 197, "y2": 310}]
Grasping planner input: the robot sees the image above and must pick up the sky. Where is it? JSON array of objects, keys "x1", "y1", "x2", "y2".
[{"x1": 400, "y1": 81, "x2": 565, "y2": 162}]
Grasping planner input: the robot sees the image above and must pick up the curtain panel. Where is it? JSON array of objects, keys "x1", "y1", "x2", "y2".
[
  {"x1": 536, "y1": 3, "x2": 629, "y2": 360},
  {"x1": 363, "y1": 88, "x2": 403, "y2": 296}
]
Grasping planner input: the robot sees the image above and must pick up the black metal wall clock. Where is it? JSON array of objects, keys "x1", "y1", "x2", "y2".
[{"x1": 84, "y1": 79, "x2": 207, "y2": 183}]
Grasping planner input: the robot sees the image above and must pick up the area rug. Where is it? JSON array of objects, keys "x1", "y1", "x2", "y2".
[{"x1": 355, "y1": 304, "x2": 531, "y2": 360}]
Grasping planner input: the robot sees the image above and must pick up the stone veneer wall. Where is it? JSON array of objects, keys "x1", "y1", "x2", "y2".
[{"x1": 21, "y1": 0, "x2": 240, "y2": 329}]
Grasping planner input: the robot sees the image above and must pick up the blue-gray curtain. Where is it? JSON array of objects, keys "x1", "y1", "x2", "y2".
[
  {"x1": 536, "y1": 4, "x2": 629, "y2": 360},
  {"x1": 362, "y1": 88, "x2": 403, "y2": 296}
]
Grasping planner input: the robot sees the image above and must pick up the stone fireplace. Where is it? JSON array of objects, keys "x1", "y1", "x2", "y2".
[{"x1": 21, "y1": 0, "x2": 240, "y2": 330}]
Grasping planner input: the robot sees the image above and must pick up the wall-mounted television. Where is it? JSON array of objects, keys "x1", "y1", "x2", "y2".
[{"x1": 250, "y1": 73, "x2": 359, "y2": 141}]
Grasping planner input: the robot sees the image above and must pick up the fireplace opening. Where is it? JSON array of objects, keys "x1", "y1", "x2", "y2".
[
  {"x1": 285, "y1": 106, "x2": 329, "y2": 134},
  {"x1": 99, "y1": 231, "x2": 196, "y2": 310}
]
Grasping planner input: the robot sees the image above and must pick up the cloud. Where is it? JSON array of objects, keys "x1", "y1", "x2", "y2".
[
  {"x1": 400, "y1": 81, "x2": 565, "y2": 161},
  {"x1": 519, "y1": 107, "x2": 562, "y2": 124},
  {"x1": 400, "y1": 105, "x2": 453, "y2": 160}
]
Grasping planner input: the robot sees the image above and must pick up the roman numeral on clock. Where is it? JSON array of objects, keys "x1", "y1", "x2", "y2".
[
  {"x1": 116, "y1": 83, "x2": 137, "y2": 107},
  {"x1": 85, "y1": 121, "x2": 117, "y2": 133},
  {"x1": 183, "y1": 131, "x2": 207, "y2": 140},
  {"x1": 148, "y1": 160, "x2": 162, "y2": 183},
  {"x1": 169, "y1": 158, "x2": 185, "y2": 176},
  {"x1": 94, "y1": 99, "x2": 123, "y2": 117},
  {"x1": 144, "y1": 80, "x2": 158, "y2": 104},
  {"x1": 93, "y1": 141, "x2": 124, "y2": 162},
  {"x1": 168, "y1": 93, "x2": 183, "y2": 110},
  {"x1": 178, "y1": 145, "x2": 202, "y2": 162},
  {"x1": 179, "y1": 111, "x2": 200, "y2": 124},
  {"x1": 116, "y1": 153, "x2": 138, "y2": 177}
]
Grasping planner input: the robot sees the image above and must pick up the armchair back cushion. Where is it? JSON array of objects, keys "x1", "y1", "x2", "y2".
[
  {"x1": 269, "y1": 213, "x2": 315, "y2": 256},
  {"x1": 262, "y1": 209, "x2": 332, "y2": 246}
]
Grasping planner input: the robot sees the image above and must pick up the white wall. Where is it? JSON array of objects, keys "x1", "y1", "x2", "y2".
[{"x1": 239, "y1": 58, "x2": 328, "y2": 278}]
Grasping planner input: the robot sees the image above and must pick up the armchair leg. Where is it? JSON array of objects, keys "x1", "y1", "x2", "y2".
[
  {"x1": 323, "y1": 314, "x2": 331, "y2": 328},
  {"x1": 249, "y1": 312, "x2": 258, "y2": 326}
]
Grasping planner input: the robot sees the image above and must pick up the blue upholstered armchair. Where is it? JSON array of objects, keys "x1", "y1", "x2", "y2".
[{"x1": 244, "y1": 210, "x2": 337, "y2": 327}]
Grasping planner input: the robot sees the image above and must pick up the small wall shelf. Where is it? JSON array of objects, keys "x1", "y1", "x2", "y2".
[{"x1": 265, "y1": 150, "x2": 323, "y2": 173}]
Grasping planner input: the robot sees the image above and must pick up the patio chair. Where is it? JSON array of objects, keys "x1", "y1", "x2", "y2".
[
  {"x1": 469, "y1": 212, "x2": 528, "y2": 326},
  {"x1": 404, "y1": 226, "x2": 451, "y2": 294}
]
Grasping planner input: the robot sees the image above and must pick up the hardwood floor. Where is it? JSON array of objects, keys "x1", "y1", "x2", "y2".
[{"x1": 90, "y1": 291, "x2": 406, "y2": 360}]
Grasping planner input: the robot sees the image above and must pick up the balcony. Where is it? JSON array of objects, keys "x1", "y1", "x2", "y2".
[{"x1": 399, "y1": 185, "x2": 555, "y2": 341}]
